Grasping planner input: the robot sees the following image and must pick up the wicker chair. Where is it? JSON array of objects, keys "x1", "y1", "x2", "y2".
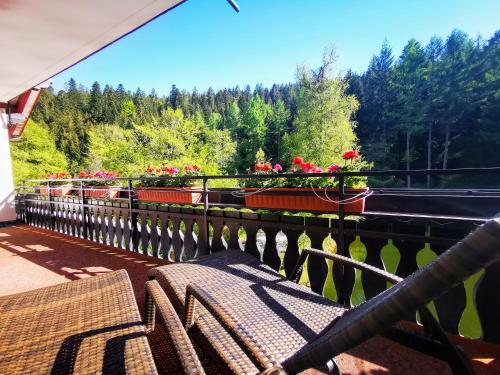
[
  {"x1": 0, "y1": 269, "x2": 204, "y2": 374},
  {"x1": 148, "y1": 218, "x2": 500, "y2": 374}
]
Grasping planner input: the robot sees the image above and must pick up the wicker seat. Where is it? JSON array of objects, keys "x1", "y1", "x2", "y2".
[
  {"x1": 150, "y1": 250, "x2": 346, "y2": 374},
  {"x1": 149, "y1": 218, "x2": 500, "y2": 374},
  {"x1": 0, "y1": 269, "x2": 204, "y2": 375}
]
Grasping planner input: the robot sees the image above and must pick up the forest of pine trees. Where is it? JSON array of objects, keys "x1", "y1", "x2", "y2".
[{"x1": 10, "y1": 29, "x2": 500, "y2": 187}]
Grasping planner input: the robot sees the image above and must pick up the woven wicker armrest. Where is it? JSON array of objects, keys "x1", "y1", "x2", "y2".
[
  {"x1": 145, "y1": 280, "x2": 205, "y2": 375},
  {"x1": 184, "y1": 284, "x2": 286, "y2": 375},
  {"x1": 289, "y1": 248, "x2": 403, "y2": 285}
]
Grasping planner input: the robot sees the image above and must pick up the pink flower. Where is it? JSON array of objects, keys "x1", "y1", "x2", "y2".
[
  {"x1": 328, "y1": 164, "x2": 341, "y2": 173},
  {"x1": 171, "y1": 168, "x2": 179, "y2": 174},
  {"x1": 273, "y1": 163, "x2": 283, "y2": 172}
]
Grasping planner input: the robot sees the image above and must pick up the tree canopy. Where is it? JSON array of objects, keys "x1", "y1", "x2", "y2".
[{"x1": 11, "y1": 28, "x2": 500, "y2": 188}]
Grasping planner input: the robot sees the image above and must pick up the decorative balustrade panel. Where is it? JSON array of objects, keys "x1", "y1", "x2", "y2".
[{"x1": 15, "y1": 193, "x2": 500, "y2": 345}]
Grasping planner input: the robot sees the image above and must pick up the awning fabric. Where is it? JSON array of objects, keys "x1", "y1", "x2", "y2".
[{"x1": 0, "y1": 0, "x2": 185, "y2": 103}]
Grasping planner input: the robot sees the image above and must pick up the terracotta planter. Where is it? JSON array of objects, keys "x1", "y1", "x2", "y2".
[
  {"x1": 39, "y1": 184, "x2": 73, "y2": 196},
  {"x1": 82, "y1": 185, "x2": 121, "y2": 199},
  {"x1": 243, "y1": 187, "x2": 368, "y2": 213},
  {"x1": 136, "y1": 187, "x2": 202, "y2": 204}
]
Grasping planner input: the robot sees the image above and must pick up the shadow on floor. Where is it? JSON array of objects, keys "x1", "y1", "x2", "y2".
[{"x1": 0, "y1": 225, "x2": 169, "y2": 313}]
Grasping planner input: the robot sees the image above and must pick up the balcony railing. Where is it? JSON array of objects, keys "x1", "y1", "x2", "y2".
[{"x1": 15, "y1": 167, "x2": 500, "y2": 346}]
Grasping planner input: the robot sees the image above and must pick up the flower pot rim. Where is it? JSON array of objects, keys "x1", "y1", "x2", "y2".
[
  {"x1": 85, "y1": 185, "x2": 122, "y2": 188},
  {"x1": 242, "y1": 187, "x2": 369, "y2": 192},
  {"x1": 136, "y1": 186, "x2": 202, "y2": 190},
  {"x1": 40, "y1": 183, "x2": 74, "y2": 187}
]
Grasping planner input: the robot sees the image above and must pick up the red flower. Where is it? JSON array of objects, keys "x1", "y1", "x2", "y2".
[
  {"x1": 156, "y1": 168, "x2": 161, "y2": 173},
  {"x1": 254, "y1": 163, "x2": 272, "y2": 172},
  {"x1": 342, "y1": 150, "x2": 360, "y2": 160},
  {"x1": 146, "y1": 166, "x2": 153, "y2": 173},
  {"x1": 184, "y1": 165, "x2": 193, "y2": 173},
  {"x1": 328, "y1": 164, "x2": 341, "y2": 173},
  {"x1": 300, "y1": 162, "x2": 315, "y2": 173},
  {"x1": 192, "y1": 165, "x2": 201, "y2": 172},
  {"x1": 292, "y1": 156, "x2": 303, "y2": 165}
]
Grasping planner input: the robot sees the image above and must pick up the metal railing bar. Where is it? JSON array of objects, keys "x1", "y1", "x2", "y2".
[{"x1": 22, "y1": 166, "x2": 500, "y2": 183}]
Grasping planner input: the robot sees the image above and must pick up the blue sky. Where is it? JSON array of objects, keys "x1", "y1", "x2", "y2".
[{"x1": 53, "y1": 0, "x2": 500, "y2": 95}]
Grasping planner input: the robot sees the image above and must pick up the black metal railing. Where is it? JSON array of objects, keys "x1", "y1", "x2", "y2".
[{"x1": 15, "y1": 167, "x2": 500, "y2": 344}]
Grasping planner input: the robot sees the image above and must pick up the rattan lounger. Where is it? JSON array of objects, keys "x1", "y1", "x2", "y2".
[
  {"x1": 0, "y1": 269, "x2": 204, "y2": 374},
  {"x1": 148, "y1": 218, "x2": 500, "y2": 374}
]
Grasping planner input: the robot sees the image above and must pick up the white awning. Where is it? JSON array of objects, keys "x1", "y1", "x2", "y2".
[{"x1": 0, "y1": 0, "x2": 186, "y2": 103}]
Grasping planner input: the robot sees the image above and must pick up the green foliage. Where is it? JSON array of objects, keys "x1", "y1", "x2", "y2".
[
  {"x1": 50, "y1": 111, "x2": 89, "y2": 173},
  {"x1": 236, "y1": 95, "x2": 271, "y2": 172},
  {"x1": 283, "y1": 49, "x2": 359, "y2": 168},
  {"x1": 13, "y1": 28, "x2": 500, "y2": 189},
  {"x1": 348, "y1": 28, "x2": 500, "y2": 187},
  {"x1": 10, "y1": 120, "x2": 67, "y2": 185},
  {"x1": 86, "y1": 125, "x2": 140, "y2": 176}
]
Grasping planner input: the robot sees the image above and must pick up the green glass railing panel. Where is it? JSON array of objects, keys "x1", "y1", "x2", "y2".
[
  {"x1": 322, "y1": 236, "x2": 338, "y2": 302},
  {"x1": 416, "y1": 243, "x2": 439, "y2": 323},
  {"x1": 278, "y1": 252, "x2": 286, "y2": 277},
  {"x1": 297, "y1": 233, "x2": 311, "y2": 287},
  {"x1": 349, "y1": 235, "x2": 367, "y2": 307},
  {"x1": 459, "y1": 269, "x2": 484, "y2": 339},
  {"x1": 298, "y1": 255, "x2": 310, "y2": 287},
  {"x1": 380, "y1": 239, "x2": 400, "y2": 289}
]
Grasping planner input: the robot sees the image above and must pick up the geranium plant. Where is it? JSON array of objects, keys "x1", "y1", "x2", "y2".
[
  {"x1": 284, "y1": 151, "x2": 370, "y2": 188},
  {"x1": 42, "y1": 172, "x2": 72, "y2": 186},
  {"x1": 79, "y1": 171, "x2": 120, "y2": 186},
  {"x1": 136, "y1": 164, "x2": 203, "y2": 204},
  {"x1": 240, "y1": 151, "x2": 372, "y2": 213},
  {"x1": 139, "y1": 165, "x2": 202, "y2": 187},
  {"x1": 39, "y1": 172, "x2": 74, "y2": 196},
  {"x1": 240, "y1": 148, "x2": 283, "y2": 188},
  {"x1": 240, "y1": 150, "x2": 371, "y2": 189}
]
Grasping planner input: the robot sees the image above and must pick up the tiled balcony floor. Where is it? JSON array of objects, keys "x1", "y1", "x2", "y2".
[{"x1": 1, "y1": 224, "x2": 498, "y2": 374}]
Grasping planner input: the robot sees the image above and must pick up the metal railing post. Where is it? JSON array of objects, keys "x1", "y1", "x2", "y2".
[
  {"x1": 203, "y1": 178, "x2": 210, "y2": 252},
  {"x1": 128, "y1": 179, "x2": 138, "y2": 252},
  {"x1": 337, "y1": 174, "x2": 346, "y2": 305},
  {"x1": 80, "y1": 181, "x2": 87, "y2": 239}
]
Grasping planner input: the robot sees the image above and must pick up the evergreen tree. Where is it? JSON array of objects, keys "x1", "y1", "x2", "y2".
[
  {"x1": 283, "y1": 49, "x2": 359, "y2": 167},
  {"x1": 265, "y1": 100, "x2": 289, "y2": 162},
  {"x1": 236, "y1": 95, "x2": 271, "y2": 171},
  {"x1": 392, "y1": 39, "x2": 428, "y2": 185},
  {"x1": 88, "y1": 81, "x2": 104, "y2": 123},
  {"x1": 169, "y1": 84, "x2": 181, "y2": 110}
]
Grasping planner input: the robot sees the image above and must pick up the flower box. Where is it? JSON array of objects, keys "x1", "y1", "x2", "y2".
[
  {"x1": 39, "y1": 184, "x2": 74, "y2": 197},
  {"x1": 82, "y1": 186, "x2": 121, "y2": 199},
  {"x1": 243, "y1": 187, "x2": 368, "y2": 213},
  {"x1": 136, "y1": 187, "x2": 202, "y2": 204}
]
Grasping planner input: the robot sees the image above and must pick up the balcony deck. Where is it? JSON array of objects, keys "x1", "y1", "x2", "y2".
[{"x1": 1, "y1": 224, "x2": 499, "y2": 374}]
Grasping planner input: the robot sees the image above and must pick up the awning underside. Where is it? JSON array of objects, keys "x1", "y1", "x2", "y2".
[{"x1": 0, "y1": 0, "x2": 185, "y2": 103}]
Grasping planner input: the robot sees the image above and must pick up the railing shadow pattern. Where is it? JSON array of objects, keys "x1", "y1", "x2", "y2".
[{"x1": 16, "y1": 192, "x2": 500, "y2": 345}]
